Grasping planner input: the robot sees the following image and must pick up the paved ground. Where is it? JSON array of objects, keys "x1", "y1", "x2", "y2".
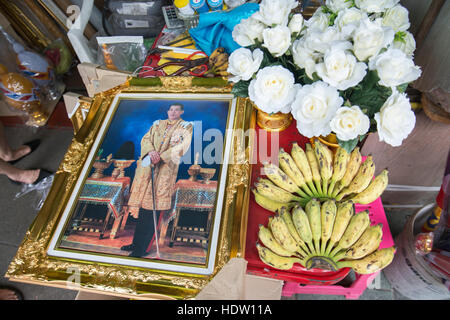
[{"x1": 0, "y1": 124, "x2": 431, "y2": 300}]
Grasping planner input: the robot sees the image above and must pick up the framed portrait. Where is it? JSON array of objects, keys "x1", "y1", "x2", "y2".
[{"x1": 6, "y1": 77, "x2": 255, "y2": 299}]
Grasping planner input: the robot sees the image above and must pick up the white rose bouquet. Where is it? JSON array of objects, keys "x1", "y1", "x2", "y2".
[{"x1": 227, "y1": 0, "x2": 422, "y2": 151}]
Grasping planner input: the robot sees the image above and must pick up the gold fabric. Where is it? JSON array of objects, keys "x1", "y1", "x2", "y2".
[{"x1": 127, "y1": 118, "x2": 193, "y2": 215}]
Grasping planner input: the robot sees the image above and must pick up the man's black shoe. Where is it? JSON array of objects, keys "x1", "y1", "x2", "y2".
[
  {"x1": 120, "y1": 244, "x2": 135, "y2": 251},
  {"x1": 128, "y1": 251, "x2": 143, "y2": 258}
]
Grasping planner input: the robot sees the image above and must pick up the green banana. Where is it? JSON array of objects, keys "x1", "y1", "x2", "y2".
[
  {"x1": 336, "y1": 155, "x2": 375, "y2": 201},
  {"x1": 332, "y1": 147, "x2": 362, "y2": 197},
  {"x1": 337, "y1": 247, "x2": 396, "y2": 274},
  {"x1": 252, "y1": 189, "x2": 294, "y2": 213},
  {"x1": 279, "y1": 148, "x2": 313, "y2": 197},
  {"x1": 258, "y1": 224, "x2": 296, "y2": 257},
  {"x1": 291, "y1": 204, "x2": 316, "y2": 255},
  {"x1": 256, "y1": 243, "x2": 304, "y2": 270},
  {"x1": 280, "y1": 207, "x2": 311, "y2": 256},
  {"x1": 291, "y1": 142, "x2": 319, "y2": 196},
  {"x1": 350, "y1": 169, "x2": 389, "y2": 204},
  {"x1": 330, "y1": 210, "x2": 371, "y2": 257},
  {"x1": 320, "y1": 199, "x2": 337, "y2": 255},
  {"x1": 313, "y1": 139, "x2": 333, "y2": 196},
  {"x1": 263, "y1": 163, "x2": 302, "y2": 195},
  {"x1": 270, "y1": 214, "x2": 306, "y2": 256},
  {"x1": 305, "y1": 199, "x2": 322, "y2": 255},
  {"x1": 328, "y1": 147, "x2": 350, "y2": 196},
  {"x1": 336, "y1": 224, "x2": 383, "y2": 260},
  {"x1": 305, "y1": 143, "x2": 323, "y2": 196},
  {"x1": 255, "y1": 178, "x2": 303, "y2": 203},
  {"x1": 325, "y1": 200, "x2": 354, "y2": 256}
]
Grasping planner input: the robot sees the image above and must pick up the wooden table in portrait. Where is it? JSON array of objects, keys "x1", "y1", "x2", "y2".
[
  {"x1": 159, "y1": 178, "x2": 218, "y2": 248},
  {"x1": 70, "y1": 176, "x2": 131, "y2": 239}
]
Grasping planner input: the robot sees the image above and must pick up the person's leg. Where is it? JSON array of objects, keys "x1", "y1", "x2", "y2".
[
  {"x1": 130, "y1": 208, "x2": 161, "y2": 257},
  {"x1": 0, "y1": 158, "x2": 40, "y2": 184},
  {"x1": 0, "y1": 121, "x2": 32, "y2": 162}
]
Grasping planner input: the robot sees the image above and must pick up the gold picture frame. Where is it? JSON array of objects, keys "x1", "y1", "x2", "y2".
[{"x1": 5, "y1": 77, "x2": 256, "y2": 300}]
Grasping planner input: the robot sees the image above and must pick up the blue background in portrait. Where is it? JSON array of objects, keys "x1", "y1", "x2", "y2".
[{"x1": 94, "y1": 98, "x2": 230, "y2": 182}]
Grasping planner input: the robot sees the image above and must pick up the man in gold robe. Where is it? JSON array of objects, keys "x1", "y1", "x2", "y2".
[{"x1": 121, "y1": 103, "x2": 193, "y2": 257}]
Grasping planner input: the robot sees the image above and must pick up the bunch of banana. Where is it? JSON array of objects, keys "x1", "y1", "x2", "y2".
[
  {"x1": 205, "y1": 47, "x2": 229, "y2": 77},
  {"x1": 256, "y1": 199, "x2": 396, "y2": 274},
  {"x1": 252, "y1": 140, "x2": 389, "y2": 210}
]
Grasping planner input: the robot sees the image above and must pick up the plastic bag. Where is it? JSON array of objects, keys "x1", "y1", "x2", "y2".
[
  {"x1": 97, "y1": 36, "x2": 147, "y2": 72},
  {"x1": 0, "y1": 27, "x2": 64, "y2": 127},
  {"x1": 14, "y1": 174, "x2": 54, "y2": 211}
]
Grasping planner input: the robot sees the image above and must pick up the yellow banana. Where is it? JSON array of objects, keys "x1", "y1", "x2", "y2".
[
  {"x1": 325, "y1": 200, "x2": 354, "y2": 256},
  {"x1": 336, "y1": 155, "x2": 375, "y2": 201},
  {"x1": 320, "y1": 199, "x2": 337, "y2": 255},
  {"x1": 337, "y1": 247, "x2": 396, "y2": 274},
  {"x1": 330, "y1": 210, "x2": 371, "y2": 257},
  {"x1": 332, "y1": 147, "x2": 362, "y2": 197},
  {"x1": 291, "y1": 204, "x2": 315, "y2": 255},
  {"x1": 269, "y1": 214, "x2": 305, "y2": 256},
  {"x1": 258, "y1": 224, "x2": 296, "y2": 257},
  {"x1": 350, "y1": 169, "x2": 389, "y2": 204},
  {"x1": 328, "y1": 147, "x2": 350, "y2": 197},
  {"x1": 291, "y1": 142, "x2": 319, "y2": 196},
  {"x1": 256, "y1": 243, "x2": 304, "y2": 270},
  {"x1": 263, "y1": 163, "x2": 301, "y2": 194},
  {"x1": 305, "y1": 143, "x2": 323, "y2": 195},
  {"x1": 279, "y1": 148, "x2": 313, "y2": 197},
  {"x1": 305, "y1": 199, "x2": 322, "y2": 254},
  {"x1": 252, "y1": 189, "x2": 294, "y2": 213},
  {"x1": 279, "y1": 207, "x2": 311, "y2": 256},
  {"x1": 255, "y1": 178, "x2": 303, "y2": 203},
  {"x1": 313, "y1": 139, "x2": 333, "y2": 195},
  {"x1": 337, "y1": 224, "x2": 383, "y2": 260}
]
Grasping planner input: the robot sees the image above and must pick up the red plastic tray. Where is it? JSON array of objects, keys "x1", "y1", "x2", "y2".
[{"x1": 244, "y1": 120, "x2": 394, "y2": 293}]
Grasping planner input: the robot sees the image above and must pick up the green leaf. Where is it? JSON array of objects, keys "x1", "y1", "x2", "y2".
[
  {"x1": 348, "y1": 71, "x2": 392, "y2": 118},
  {"x1": 397, "y1": 83, "x2": 409, "y2": 93},
  {"x1": 231, "y1": 80, "x2": 250, "y2": 97},
  {"x1": 394, "y1": 31, "x2": 407, "y2": 44},
  {"x1": 337, "y1": 137, "x2": 359, "y2": 154}
]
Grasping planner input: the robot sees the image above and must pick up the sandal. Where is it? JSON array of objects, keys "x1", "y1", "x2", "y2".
[
  {"x1": 0, "y1": 285, "x2": 24, "y2": 300},
  {"x1": 8, "y1": 139, "x2": 41, "y2": 165}
]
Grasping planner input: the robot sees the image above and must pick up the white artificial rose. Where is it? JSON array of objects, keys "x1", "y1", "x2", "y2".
[
  {"x1": 288, "y1": 14, "x2": 304, "y2": 34},
  {"x1": 392, "y1": 31, "x2": 416, "y2": 57},
  {"x1": 355, "y1": 0, "x2": 399, "y2": 13},
  {"x1": 291, "y1": 81, "x2": 344, "y2": 138},
  {"x1": 232, "y1": 15, "x2": 265, "y2": 47},
  {"x1": 330, "y1": 106, "x2": 370, "y2": 141},
  {"x1": 335, "y1": 7, "x2": 367, "y2": 38},
  {"x1": 292, "y1": 38, "x2": 320, "y2": 79},
  {"x1": 227, "y1": 48, "x2": 263, "y2": 83},
  {"x1": 253, "y1": 0, "x2": 298, "y2": 26},
  {"x1": 374, "y1": 90, "x2": 415, "y2": 147},
  {"x1": 326, "y1": 0, "x2": 352, "y2": 12},
  {"x1": 305, "y1": 8, "x2": 330, "y2": 32},
  {"x1": 315, "y1": 42, "x2": 367, "y2": 90},
  {"x1": 353, "y1": 18, "x2": 394, "y2": 61},
  {"x1": 382, "y1": 5, "x2": 410, "y2": 32},
  {"x1": 304, "y1": 26, "x2": 344, "y2": 54},
  {"x1": 262, "y1": 25, "x2": 291, "y2": 57},
  {"x1": 369, "y1": 48, "x2": 421, "y2": 87},
  {"x1": 248, "y1": 65, "x2": 298, "y2": 114}
]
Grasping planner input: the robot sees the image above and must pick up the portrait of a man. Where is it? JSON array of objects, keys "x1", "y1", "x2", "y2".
[
  {"x1": 122, "y1": 103, "x2": 193, "y2": 257},
  {"x1": 53, "y1": 95, "x2": 233, "y2": 274}
]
